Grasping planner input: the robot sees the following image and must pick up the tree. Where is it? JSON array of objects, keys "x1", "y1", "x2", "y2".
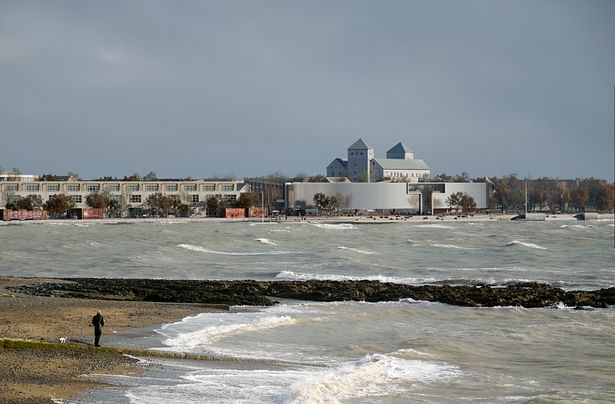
[
  {"x1": 460, "y1": 193, "x2": 476, "y2": 213},
  {"x1": 235, "y1": 193, "x2": 255, "y2": 209},
  {"x1": 86, "y1": 193, "x2": 111, "y2": 210},
  {"x1": 313, "y1": 193, "x2": 327, "y2": 211},
  {"x1": 571, "y1": 182, "x2": 588, "y2": 211},
  {"x1": 107, "y1": 199, "x2": 123, "y2": 218},
  {"x1": 143, "y1": 171, "x2": 157, "y2": 181},
  {"x1": 206, "y1": 195, "x2": 227, "y2": 217},
  {"x1": 144, "y1": 193, "x2": 174, "y2": 217},
  {"x1": 446, "y1": 192, "x2": 463, "y2": 214},
  {"x1": 45, "y1": 194, "x2": 75, "y2": 218}
]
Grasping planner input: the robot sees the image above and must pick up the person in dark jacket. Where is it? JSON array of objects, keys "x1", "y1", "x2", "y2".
[{"x1": 92, "y1": 310, "x2": 104, "y2": 346}]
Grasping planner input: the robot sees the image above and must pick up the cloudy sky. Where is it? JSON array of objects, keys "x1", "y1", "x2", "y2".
[{"x1": 1, "y1": 0, "x2": 613, "y2": 180}]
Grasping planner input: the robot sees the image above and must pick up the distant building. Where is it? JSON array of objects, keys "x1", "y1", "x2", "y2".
[
  {"x1": 326, "y1": 139, "x2": 430, "y2": 183},
  {"x1": 0, "y1": 179, "x2": 250, "y2": 218},
  {"x1": 285, "y1": 181, "x2": 487, "y2": 215}
]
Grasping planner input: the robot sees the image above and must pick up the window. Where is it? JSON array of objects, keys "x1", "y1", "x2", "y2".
[
  {"x1": 26, "y1": 184, "x2": 40, "y2": 192},
  {"x1": 70, "y1": 195, "x2": 82, "y2": 204},
  {"x1": 184, "y1": 184, "x2": 197, "y2": 192},
  {"x1": 223, "y1": 195, "x2": 236, "y2": 203},
  {"x1": 6, "y1": 184, "x2": 18, "y2": 192},
  {"x1": 220, "y1": 184, "x2": 234, "y2": 192},
  {"x1": 105, "y1": 184, "x2": 120, "y2": 192},
  {"x1": 87, "y1": 184, "x2": 100, "y2": 192},
  {"x1": 145, "y1": 184, "x2": 159, "y2": 192},
  {"x1": 110, "y1": 194, "x2": 122, "y2": 202},
  {"x1": 191, "y1": 194, "x2": 199, "y2": 204},
  {"x1": 47, "y1": 184, "x2": 60, "y2": 192},
  {"x1": 67, "y1": 184, "x2": 80, "y2": 192},
  {"x1": 127, "y1": 184, "x2": 140, "y2": 192},
  {"x1": 164, "y1": 184, "x2": 178, "y2": 192},
  {"x1": 130, "y1": 194, "x2": 142, "y2": 203}
]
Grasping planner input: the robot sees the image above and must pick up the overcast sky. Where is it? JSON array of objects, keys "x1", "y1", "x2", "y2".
[{"x1": 1, "y1": 0, "x2": 613, "y2": 180}]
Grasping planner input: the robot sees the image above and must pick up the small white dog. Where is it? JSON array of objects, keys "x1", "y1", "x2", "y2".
[{"x1": 59, "y1": 337, "x2": 67, "y2": 344}]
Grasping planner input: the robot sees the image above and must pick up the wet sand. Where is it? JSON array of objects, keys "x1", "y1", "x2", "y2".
[{"x1": 0, "y1": 277, "x2": 220, "y2": 403}]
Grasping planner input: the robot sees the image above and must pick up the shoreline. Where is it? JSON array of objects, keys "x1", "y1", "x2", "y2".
[
  {"x1": 1, "y1": 212, "x2": 612, "y2": 226},
  {"x1": 0, "y1": 277, "x2": 224, "y2": 403}
]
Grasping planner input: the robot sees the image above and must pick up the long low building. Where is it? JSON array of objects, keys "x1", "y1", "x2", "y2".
[
  {"x1": 0, "y1": 179, "x2": 250, "y2": 217},
  {"x1": 285, "y1": 181, "x2": 488, "y2": 215}
]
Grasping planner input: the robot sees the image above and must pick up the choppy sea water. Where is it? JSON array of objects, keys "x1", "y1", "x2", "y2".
[{"x1": 2, "y1": 218, "x2": 614, "y2": 403}]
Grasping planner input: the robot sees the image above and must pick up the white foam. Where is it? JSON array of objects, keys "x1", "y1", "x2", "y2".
[
  {"x1": 337, "y1": 246, "x2": 375, "y2": 255},
  {"x1": 430, "y1": 243, "x2": 474, "y2": 250},
  {"x1": 288, "y1": 353, "x2": 460, "y2": 403},
  {"x1": 160, "y1": 315, "x2": 297, "y2": 350},
  {"x1": 255, "y1": 238, "x2": 278, "y2": 246},
  {"x1": 177, "y1": 243, "x2": 291, "y2": 256},
  {"x1": 275, "y1": 270, "x2": 428, "y2": 285},
  {"x1": 309, "y1": 222, "x2": 357, "y2": 230},
  {"x1": 505, "y1": 240, "x2": 547, "y2": 250},
  {"x1": 415, "y1": 224, "x2": 455, "y2": 229}
]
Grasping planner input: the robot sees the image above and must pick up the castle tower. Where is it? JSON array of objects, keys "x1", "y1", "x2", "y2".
[
  {"x1": 347, "y1": 138, "x2": 374, "y2": 182},
  {"x1": 386, "y1": 142, "x2": 414, "y2": 160}
]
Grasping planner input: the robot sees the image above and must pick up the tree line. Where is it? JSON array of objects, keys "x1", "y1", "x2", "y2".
[
  {"x1": 3, "y1": 192, "x2": 260, "y2": 219},
  {"x1": 488, "y1": 176, "x2": 614, "y2": 213}
]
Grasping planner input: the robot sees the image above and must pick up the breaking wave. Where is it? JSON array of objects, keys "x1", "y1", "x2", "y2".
[
  {"x1": 255, "y1": 238, "x2": 278, "y2": 246},
  {"x1": 505, "y1": 240, "x2": 547, "y2": 250},
  {"x1": 415, "y1": 224, "x2": 455, "y2": 229},
  {"x1": 275, "y1": 270, "x2": 429, "y2": 284},
  {"x1": 288, "y1": 353, "x2": 460, "y2": 403},
  {"x1": 337, "y1": 246, "x2": 375, "y2": 255},
  {"x1": 430, "y1": 243, "x2": 474, "y2": 250},
  {"x1": 309, "y1": 222, "x2": 357, "y2": 230},
  {"x1": 159, "y1": 315, "x2": 297, "y2": 350},
  {"x1": 177, "y1": 244, "x2": 291, "y2": 256}
]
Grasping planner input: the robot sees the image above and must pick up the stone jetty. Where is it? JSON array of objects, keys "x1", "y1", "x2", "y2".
[{"x1": 8, "y1": 278, "x2": 615, "y2": 308}]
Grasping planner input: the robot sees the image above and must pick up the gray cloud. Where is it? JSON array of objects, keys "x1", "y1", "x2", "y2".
[{"x1": 1, "y1": 0, "x2": 613, "y2": 180}]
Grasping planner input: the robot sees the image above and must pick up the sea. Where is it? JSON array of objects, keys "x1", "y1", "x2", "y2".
[{"x1": 1, "y1": 217, "x2": 614, "y2": 403}]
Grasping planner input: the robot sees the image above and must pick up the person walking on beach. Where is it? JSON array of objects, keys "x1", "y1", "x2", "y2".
[{"x1": 91, "y1": 310, "x2": 104, "y2": 347}]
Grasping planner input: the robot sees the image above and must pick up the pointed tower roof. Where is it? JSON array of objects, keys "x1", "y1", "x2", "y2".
[
  {"x1": 387, "y1": 142, "x2": 413, "y2": 155},
  {"x1": 348, "y1": 138, "x2": 372, "y2": 150}
]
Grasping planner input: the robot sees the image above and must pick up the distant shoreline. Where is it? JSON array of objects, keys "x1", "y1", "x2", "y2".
[{"x1": 2, "y1": 212, "x2": 613, "y2": 225}]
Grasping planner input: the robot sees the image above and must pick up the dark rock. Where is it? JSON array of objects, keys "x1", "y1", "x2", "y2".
[{"x1": 7, "y1": 278, "x2": 614, "y2": 309}]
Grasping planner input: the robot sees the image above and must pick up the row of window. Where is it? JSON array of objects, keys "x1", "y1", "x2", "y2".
[
  {"x1": 20, "y1": 194, "x2": 234, "y2": 205},
  {"x1": 2, "y1": 183, "x2": 234, "y2": 193}
]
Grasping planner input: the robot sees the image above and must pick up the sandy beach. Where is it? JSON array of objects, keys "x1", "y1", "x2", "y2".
[{"x1": 0, "y1": 277, "x2": 220, "y2": 403}]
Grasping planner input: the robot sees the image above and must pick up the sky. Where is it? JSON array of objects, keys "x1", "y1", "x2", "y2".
[{"x1": 1, "y1": 0, "x2": 614, "y2": 181}]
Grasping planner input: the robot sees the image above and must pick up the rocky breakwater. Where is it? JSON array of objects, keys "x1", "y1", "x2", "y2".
[{"x1": 8, "y1": 278, "x2": 615, "y2": 309}]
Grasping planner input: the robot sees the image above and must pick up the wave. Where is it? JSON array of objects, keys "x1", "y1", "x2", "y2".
[
  {"x1": 160, "y1": 315, "x2": 297, "y2": 350},
  {"x1": 505, "y1": 240, "x2": 547, "y2": 250},
  {"x1": 308, "y1": 222, "x2": 357, "y2": 230},
  {"x1": 177, "y1": 243, "x2": 292, "y2": 256},
  {"x1": 337, "y1": 246, "x2": 375, "y2": 255},
  {"x1": 415, "y1": 224, "x2": 455, "y2": 229},
  {"x1": 429, "y1": 243, "x2": 474, "y2": 250},
  {"x1": 255, "y1": 238, "x2": 278, "y2": 246},
  {"x1": 275, "y1": 270, "x2": 430, "y2": 285},
  {"x1": 288, "y1": 353, "x2": 460, "y2": 403}
]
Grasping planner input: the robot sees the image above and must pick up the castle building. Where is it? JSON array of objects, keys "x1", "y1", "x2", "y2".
[{"x1": 326, "y1": 139, "x2": 430, "y2": 183}]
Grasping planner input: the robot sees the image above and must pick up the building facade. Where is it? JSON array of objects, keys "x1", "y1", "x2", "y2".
[
  {"x1": 0, "y1": 179, "x2": 250, "y2": 217},
  {"x1": 285, "y1": 181, "x2": 487, "y2": 215},
  {"x1": 326, "y1": 139, "x2": 430, "y2": 183}
]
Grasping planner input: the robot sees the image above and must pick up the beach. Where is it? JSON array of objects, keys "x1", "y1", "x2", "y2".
[{"x1": 0, "y1": 277, "x2": 218, "y2": 403}]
